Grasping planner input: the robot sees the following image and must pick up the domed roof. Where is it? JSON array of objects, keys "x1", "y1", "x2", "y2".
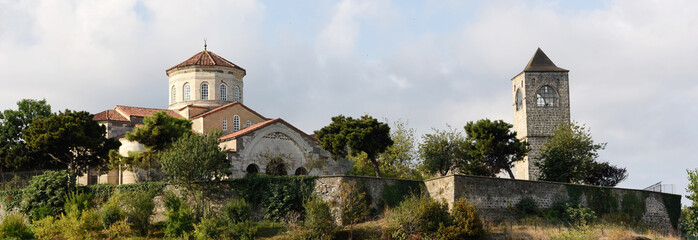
[{"x1": 166, "y1": 50, "x2": 246, "y2": 75}]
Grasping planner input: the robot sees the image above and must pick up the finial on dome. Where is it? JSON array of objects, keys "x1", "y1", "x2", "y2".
[{"x1": 204, "y1": 38, "x2": 207, "y2": 51}]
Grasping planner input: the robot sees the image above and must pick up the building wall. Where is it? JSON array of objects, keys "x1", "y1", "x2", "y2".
[
  {"x1": 168, "y1": 66, "x2": 245, "y2": 110},
  {"x1": 195, "y1": 104, "x2": 267, "y2": 134}
]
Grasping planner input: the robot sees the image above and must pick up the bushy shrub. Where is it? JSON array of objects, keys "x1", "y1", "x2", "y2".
[
  {"x1": 340, "y1": 181, "x2": 369, "y2": 225},
  {"x1": 437, "y1": 198, "x2": 485, "y2": 240},
  {"x1": 619, "y1": 192, "x2": 644, "y2": 224},
  {"x1": 31, "y1": 216, "x2": 60, "y2": 240},
  {"x1": 385, "y1": 194, "x2": 450, "y2": 239},
  {"x1": 564, "y1": 203, "x2": 597, "y2": 227},
  {"x1": 265, "y1": 183, "x2": 306, "y2": 221},
  {"x1": 0, "y1": 213, "x2": 33, "y2": 239},
  {"x1": 20, "y1": 170, "x2": 74, "y2": 219},
  {"x1": 221, "y1": 198, "x2": 250, "y2": 225},
  {"x1": 163, "y1": 191, "x2": 194, "y2": 238},
  {"x1": 515, "y1": 197, "x2": 540, "y2": 215},
  {"x1": 303, "y1": 196, "x2": 337, "y2": 240},
  {"x1": 64, "y1": 191, "x2": 94, "y2": 218},
  {"x1": 681, "y1": 207, "x2": 698, "y2": 236},
  {"x1": 103, "y1": 219, "x2": 134, "y2": 239},
  {"x1": 227, "y1": 221, "x2": 257, "y2": 240},
  {"x1": 193, "y1": 216, "x2": 221, "y2": 240},
  {"x1": 101, "y1": 202, "x2": 123, "y2": 229},
  {"x1": 111, "y1": 190, "x2": 156, "y2": 235},
  {"x1": 30, "y1": 205, "x2": 54, "y2": 221}
]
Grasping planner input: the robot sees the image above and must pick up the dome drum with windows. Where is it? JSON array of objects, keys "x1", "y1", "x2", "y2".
[{"x1": 167, "y1": 49, "x2": 246, "y2": 110}]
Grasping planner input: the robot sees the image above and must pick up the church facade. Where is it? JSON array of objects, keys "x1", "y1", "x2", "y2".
[
  {"x1": 511, "y1": 48, "x2": 571, "y2": 180},
  {"x1": 89, "y1": 49, "x2": 351, "y2": 185}
]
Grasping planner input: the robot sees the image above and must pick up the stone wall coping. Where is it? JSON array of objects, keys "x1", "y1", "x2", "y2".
[
  {"x1": 423, "y1": 174, "x2": 681, "y2": 197},
  {"x1": 314, "y1": 174, "x2": 424, "y2": 183}
]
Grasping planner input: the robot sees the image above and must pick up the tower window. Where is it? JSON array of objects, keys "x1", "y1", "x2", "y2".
[
  {"x1": 171, "y1": 86, "x2": 176, "y2": 103},
  {"x1": 222, "y1": 118, "x2": 227, "y2": 131},
  {"x1": 220, "y1": 84, "x2": 227, "y2": 101},
  {"x1": 233, "y1": 115, "x2": 240, "y2": 131},
  {"x1": 201, "y1": 82, "x2": 209, "y2": 100},
  {"x1": 516, "y1": 89, "x2": 523, "y2": 111},
  {"x1": 536, "y1": 85, "x2": 557, "y2": 107},
  {"x1": 234, "y1": 86, "x2": 240, "y2": 102},
  {"x1": 183, "y1": 83, "x2": 191, "y2": 101}
]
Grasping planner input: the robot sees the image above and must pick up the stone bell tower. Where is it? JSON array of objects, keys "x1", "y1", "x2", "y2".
[{"x1": 512, "y1": 48, "x2": 571, "y2": 180}]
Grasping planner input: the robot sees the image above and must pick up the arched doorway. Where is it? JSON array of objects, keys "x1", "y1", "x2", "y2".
[
  {"x1": 294, "y1": 167, "x2": 308, "y2": 176},
  {"x1": 246, "y1": 164, "x2": 259, "y2": 175},
  {"x1": 265, "y1": 157, "x2": 287, "y2": 176}
]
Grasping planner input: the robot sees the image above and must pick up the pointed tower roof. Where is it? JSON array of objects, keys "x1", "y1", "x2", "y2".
[
  {"x1": 523, "y1": 48, "x2": 568, "y2": 72},
  {"x1": 166, "y1": 50, "x2": 246, "y2": 75}
]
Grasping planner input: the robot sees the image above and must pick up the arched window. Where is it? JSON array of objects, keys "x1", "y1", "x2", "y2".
[
  {"x1": 234, "y1": 86, "x2": 240, "y2": 102},
  {"x1": 171, "y1": 86, "x2": 176, "y2": 103},
  {"x1": 222, "y1": 118, "x2": 227, "y2": 131},
  {"x1": 233, "y1": 115, "x2": 240, "y2": 131},
  {"x1": 220, "y1": 84, "x2": 227, "y2": 101},
  {"x1": 536, "y1": 85, "x2": 557, "y2": 107},
  {"x1": 246, "y1": 120, "x2": 251, "y2": 128},
  {"x1": 295, "y1": 167, "x2": 308, "y2": 176},
  {"x1": 200, "y1": 82, "x2": 209, "y2": 100},
  {"x1": 246, "y1": 164, "x2": 259, "y2": 175},
  {"x1": 516, "y1": 89, "x2": 523, "y2": 111},
  {"x1": 183, "y1": 83, "x2": 191, "y2": 101}
]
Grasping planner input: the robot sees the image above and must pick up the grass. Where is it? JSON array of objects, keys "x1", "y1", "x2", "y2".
[{"x1": 487, "y1": 221, "x2": 682, "y2": 240}]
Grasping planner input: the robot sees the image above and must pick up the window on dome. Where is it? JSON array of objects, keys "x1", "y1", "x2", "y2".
[
  {"x1": 536, "y1": 85, "x2": 557, "y2": 107},
  {"x1": 233, "y1": 115, "x2": 240, "y2": 131},
  {"x1": 171, "y1": 86, "x2": 176, "y2": 103},
  {"x1": 516, "y1": 89, "x2": 523, "y2": 111},
  {"x1": 234, "y1": 86, "x2": 240, "y2": 102},
  {"x1": 201, "y1": 82, "x2": 209, "y2": 100},
  {"x1": 222, "y1": 118, "x2": 227, "y2": 131},
  {"x1": 220, "y1": 84, "x2": 227, "y2": 101},
  {"x1": 246, "y1": 120, "x2": 251, "y2": 128},
  {"x1": 183, "y1": 83, "x2": 191, "y2": 101}
]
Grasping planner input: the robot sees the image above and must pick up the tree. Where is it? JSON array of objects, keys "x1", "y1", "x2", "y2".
[
  {"x1": 23, "y1": 110, "x2": 120, "y2": 178},
  {"x1": 0, "y1": 99, "x2": 52, "y2": 181},
  {"x1": 682, "y1": 169, "x2": 698, "y2": 235},
  {"x1": 418, "y1": 127, "x2": 469, "y2": 176},
  {"x1": 110, "y1": 111, "x2": 192, "y2": 176},
  {"x1": 464, "y1": 119, "x2": 528, "y2": 179},
  {"x1": 535, "y1": 122, "x2": 627, "y2": 186},
  {"x1": 160, "y1": 131, "x2": 230, "y2": 216},
  {"x1": 315, "y1": 115, "x2": 393, "y2": 177},
  {"x1": 349, "y1": 119, "x2": 422, "y2": 179}
]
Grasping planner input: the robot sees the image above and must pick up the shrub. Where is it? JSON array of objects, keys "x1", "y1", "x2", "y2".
[
  {"x1": 380, "y1": 181, "x2": 422, "y2": 209},
  {"x1": 384, "y1": 194, "x2": 450, "y2": 239},
  {"x1": 221, "y1": 198, "x2": 250, "y2": 225},
  {"x1": 303, "y1": 196, "x2": 337, "y2": 240},
  {"x1": 103, "y1": 219, "x2": 134, "y2": 239},
  {"x1": 0, "y1": 213, "x2": 33, "y2": 240},
  {"x1": 515, "y1": 197, "x2": 540, "y2": 215},
  {"x1": 265, "y1": 183, "x2": 304, "y2": 221},
  {"x1": 564, "y1": 203, "x2": 597, "y2": 227},
  {"x1": 436, "y1": 198, "x2": 485, "y2": 240},
  {"x1": 227, "y1": 221, "x2": 257, "y2": 240},
  {"x1": 620, "y1": 192, "x2": 644, "y2": 224},
  {"x1": 31, "y1": 216, "x2": 60, "y2": 240},
  {"x1": 30, "y1": 205, "x2": 55, "y2": 221},
  {"x1": 163, "y1": 191, "x2": 194, "y2": 238},
  {"x1": 193, "y1": 216, "x2": 221, "y2": 240},
  {"x1": 63, "y1": 191, "x2": 94, "y2": 218},
  {"x1": 101, "y1": 203, "x2": 123, "y2": 229},
  {"x1": 681, "y1": 206, "x2": 698, "y2": 236},
  {"x1": 20, "y1": 170, "x2": 74, "y2": 219},
  {"x1": 115, "y1": 190, "x2": 156, "y2": 235},
  {"x1": 340, "y1": 180, "x2": 369, "y2": 225}
]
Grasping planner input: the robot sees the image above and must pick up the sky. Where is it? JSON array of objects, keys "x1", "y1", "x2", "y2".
[{"x1": 1, "y1": 0, "x2": 697, "y2": 204}]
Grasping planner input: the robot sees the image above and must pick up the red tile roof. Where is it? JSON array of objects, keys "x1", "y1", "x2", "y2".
[
  {"x1": 191, "y1": 101, "x2": 267, "y2": 120},
  {"x1": 93, "y1": 109, "x2": 129, "y2": 122},
  {"x1": 166, "y1": 50, "x2": 245, "y2": 75},
  {"x1": 114, "y1": 105, "x2": 183, "y2": 119},
  {"x1": 219, "y1": 118, "x2": 313, "y2": 141}
]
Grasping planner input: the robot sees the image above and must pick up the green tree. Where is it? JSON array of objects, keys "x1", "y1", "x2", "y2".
[
  {"x1": 418, "y1": 127, "x2": 469, "y2": 176},
  {"x1": 23, "y1": 110, "x2": 120, "y2": 178},
  {"x1": 464, "y1": 119, "x2": 528, "y2": 179},
  {"x1": 160, "y1": 131, "x2": 230, "y2": 216},
  {"x1": 111, "y1": 111, "x2": 192, "y2": 173},
  {"x1": 683, "y1": 169, "x2": 698, "y2": 235},
  {"x1": 0, "y1": 99, "x2": 52, "y2": 182},
  {"x1": 315, "y1": 115, "x2": 393, "y2": 177},
  {"x1": 535, "y1": 122, "x2": 627, "y2": 186},
  {"x1": 349, "y1": 119, "x2": 422, "y2": 179}
]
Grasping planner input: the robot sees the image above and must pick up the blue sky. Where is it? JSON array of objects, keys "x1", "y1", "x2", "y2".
[{"x1": 1, "y1": 0, "x2": 697, "y2": 205}]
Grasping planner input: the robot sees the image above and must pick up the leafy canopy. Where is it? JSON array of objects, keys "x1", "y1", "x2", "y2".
[
  {"x1": 464, "y1": 119, "x2": 528, "y2": 179},
  {"x1": 160, "y1": 132, "x2": 230, "y2": 186},
  {"x1": 349, "y1": 119, "x2": 422, "y2": 179},
  {"x1": 0, "y1": 99, "x2": 52, "y2": 171},
  {"x1": 315, "y1": 115, "x2": 393, "y2": 177},
  {"x1": 536, "y1": 122, "x2": 627, "y2": 186},
  {"x1": 23, "y1": 110, "x2": 120, "y2": 176},
  {"x1": 418, "y1": 126, "x2": 470, "y2": 177},
  {"x1": 682, "y1": 168, "x2": 698, "y2": 235}
]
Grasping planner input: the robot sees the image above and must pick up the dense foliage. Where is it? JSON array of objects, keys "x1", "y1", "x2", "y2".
[
  {"x1": 682, "y1": 168, "x2": 698, "y2": 235},
  {"x1": 0, "y1": 99, "x2": 52, "y2": 176},
  {"x1": 536, "y1": 123, "x2": 627, "y2": 186},
  {"x1": 350, "y1": 119, "x2": 422, "y2": 179},
  {"x1": 228, "y1": 174, "x2": 316, "y2": 221},
  {"x1": 315, "y1": 115, "x2": 393, "y2": 177},
  {"x1": 418, "y1": 127, "x2": 469, "y2": 176},
  {"x1": 20, "y1": 170, "x2": 74, "y2": 219},
  {"x1": 303, "y1": 195, "x2": 337, "y2": 240},
  {"x1": 464, "y1": 119, "x2": 528, "y2": 179},
  {"x1": 385, "y1": 194, "x2": 451, "y2": 239}
]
